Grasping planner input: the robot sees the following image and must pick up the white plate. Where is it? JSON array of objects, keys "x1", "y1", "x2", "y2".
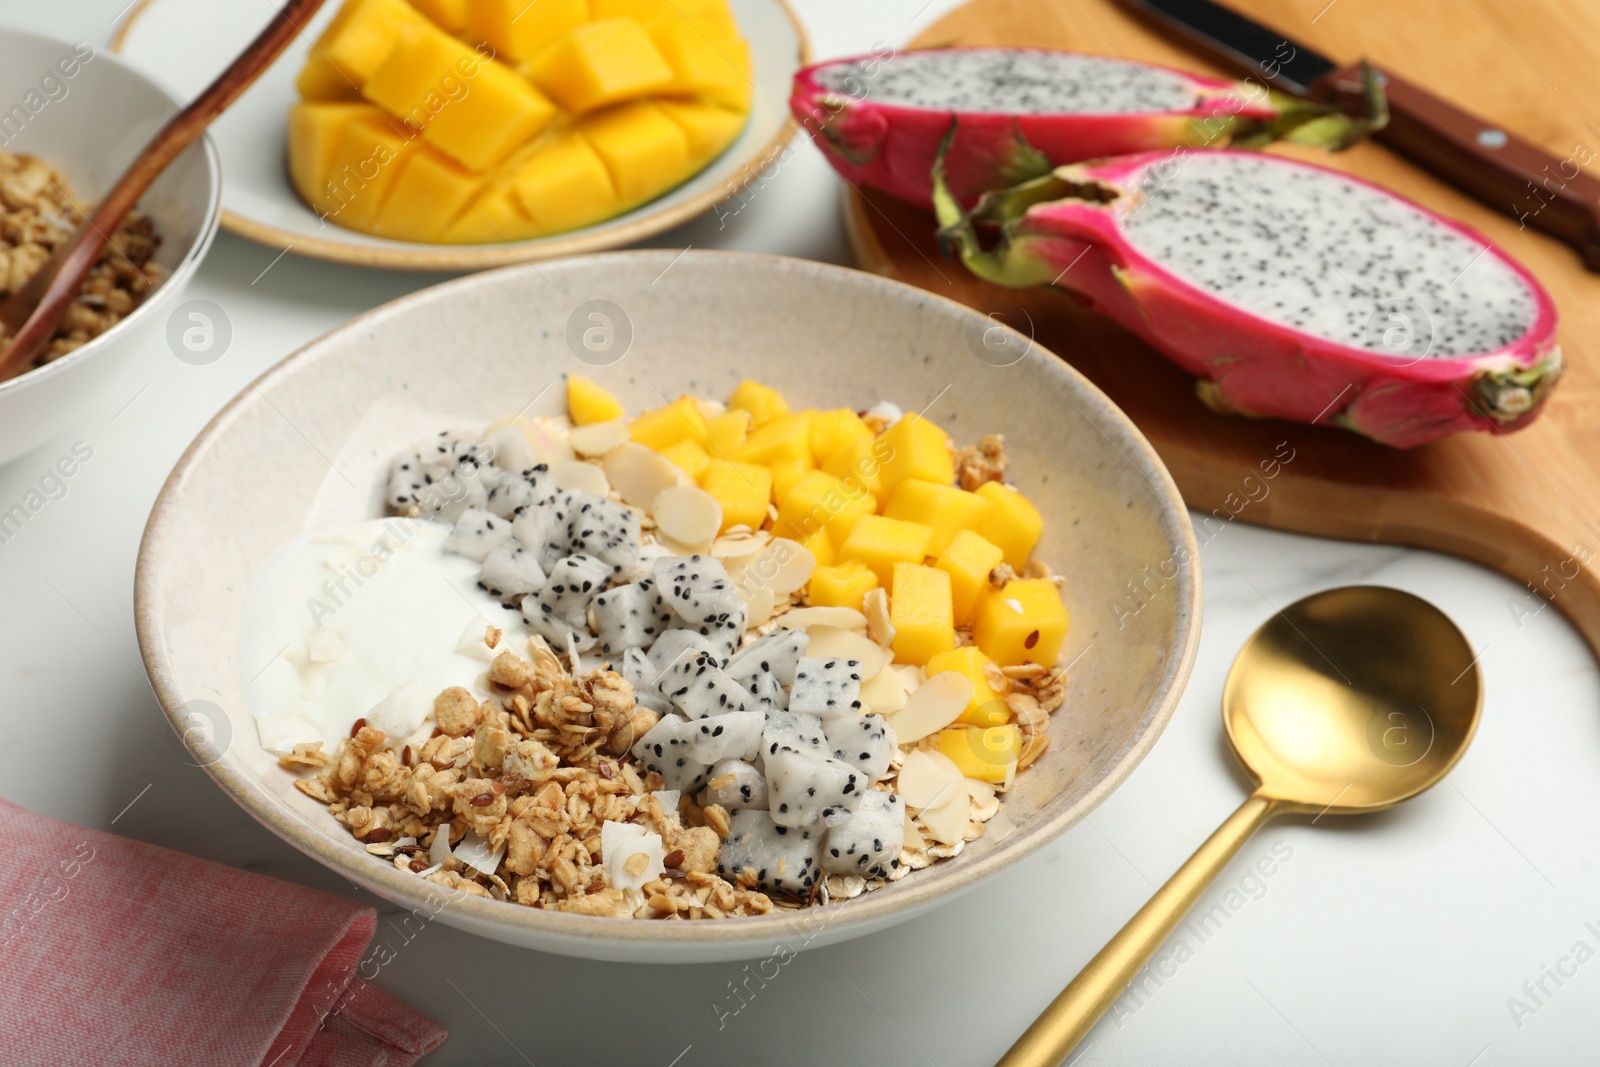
[{"x1": 112, "y1": 0, "x2": 806, "y2": 270}]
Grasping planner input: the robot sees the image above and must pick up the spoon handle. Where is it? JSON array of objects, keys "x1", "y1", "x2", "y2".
[{"x1": 996, "y1": 792, "x2": 1281, "y2": 1067}]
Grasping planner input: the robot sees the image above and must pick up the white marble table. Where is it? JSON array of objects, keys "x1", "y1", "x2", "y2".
[{"x1": 2, "y1": 1, "x2": 1597, "y2": 1063}]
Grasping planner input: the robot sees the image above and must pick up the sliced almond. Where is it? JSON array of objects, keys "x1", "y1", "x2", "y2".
[
  {"x1": 886, "y1": 671, "x2": 973, "y2": 744},
  {"x1": 902, "y1": 811, "x2": 926, "y2": 851},
  {"x1": 919, "y1": 783, "x2": 972, "y2": 845},
  {"x1": 776, "y1": 606, "x2": 868, "y2": 631},
  {"x1": 860, "y1": 666, "x2": 907, "y2": 716},
  {"x1": 750, "y1": 538, "x2": 815, "y2": 595},
  {"x1": 964, "y1": 777, "x2": 997, "y2": 804},
  {"x1": 653, "y1": 486, "x2": 722, "y2": 547},
  {"x1": 893, "y1": 663, "x2": 925, "y2": 692},
  {"x1": 896, "y1": 750, "x2": 964, "y2": 810},
  {"x1": 548, "y1": 459, "x2": 610, "y2": 496},
  {"x1": 736, "y1": 582, "x2": 777, "y2": 628},
  {"x1": 863, "y1": 587, "x2": 895, "y2": 648},
  {"x1": 925, "y1": 750, "x2": 964, "y2": 781},
  {"x1": 521, "y1": 416, "x2": 576, "y2": 463},
  {"x1": 567, "y1": 418, "x2": 630, "y2": 456},
  {"x1": 807, "y1": 626, "x2": 886, "y2": 679},
  {"x1": 603, "y1": 443, "x2": 679, "y2": 508},
  {"x1": 711, "y1": 529, "x2": 771, "y2": 558}
]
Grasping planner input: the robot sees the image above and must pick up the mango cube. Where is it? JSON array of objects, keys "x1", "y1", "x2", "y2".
[
  {"x1": 769, "y1": 458, "x2": 809, "y2": 504},
  {"x1": 728, "y1": 380, "x2": 789, "y2": 427},
  {"x1": 362, "y1": 24, "x2": 478, "y2": 131},
  {"x1": 579, "y1": 101, "x2": 690, "y2": 203},
  {"x1": 296, "y1": 51, "x2": 361, "y2": 101},
  {"x1": 439, "y1": 178, "x2": 531, "y2": 242},
  {"x1": 807, "y1": 561, "x2": 879, "y2": 612},
  {"x1": 925, "y1": 646, "x2": 1010, "y2": 727},
  {"x1": 529, "y1": 19, "x2": 675, "y2": 114},
  {"x1": 796, "y1": 527, "x2": 834, "y2": 569},
  {"x1": 630, "y1": 395, "x2": 708, "y2": 450},
  {"x1": 513, "y1": 133, "x2": 618, "y2": 231},
  {"x1": 288, "y1": 102, "x2": 384, "y2": 216},
  {"x1": 593, "y1": 0, "x2": 740, "y2": 37},
  {"x1": 700, "y1": 459, "x2": 772, "y2": 532},
  {"x1": 889, "y1": 562, "x2": 955, "y2": 665},
  {"x1": 567, "y1": 374, "x2": 625, "y2": 425},
  {"x1": 838, "y1": 515, "x2": 933, "y2": 589},
  {"x1": 807, "y1": 408, "x2": 872, "y2": 467},
  {"x1": 422, "y1": 58, "x2": 555, "y2": 170},
  {"x1": 936, "y1": 529, "x2": 1006, "y2": 626},
  {"x1": 408, "y1": 0, "x2": 469, "y2": 31},
  {"x1": 376, "y1": 144, "x2": 487, "y2": 239},
  {"x1": 884, "y1": 479, "x2": 992, "y2": 557},
  {"x1": 704, "y1": 409, "x2": 750, "y2": 459},
  {"x1": 774, "y1": 469, "x2": 875, "y2": 544},
  {"x1": 323, "y1": 113, "x2": 421, "y2": 229},
  {"x1": 972, "y1": 579, "x2": 1068, "y2": 667},
  {"x1": 649, "y1": 20, "x2": 751, "y2": 111},
  {"x1": 936, "y1": 725, "x2": 1022, "y2": 783},
  {"x1": 974, "y1": 481, "x2": 1044, "y2": 568},
  {"x1": 466, "y1": 0, "x2": 587, "y2": 62},
  {"x1": 318, "y1": 0, "x2": 430, "y2": 84},
  {"x1": 658, "y1": 438, "x2": 711, "y2": 481},
  {"x1": 878, "y1": 415, "x2": 954, "y2": 492},
  {"x1": 821, "y1": 433, "x2": 892, "y2": 504},
  {"x1": 658, "y1": 100, "x2": 747, "y2": 166},
  {"x1": 738, "y1": 411, "x2": 813, "y2": 468}
]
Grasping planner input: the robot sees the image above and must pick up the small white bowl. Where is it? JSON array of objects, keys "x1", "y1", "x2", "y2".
[
  {"x1": 136, "y1": 251, "x2": 1200, "y2": 963},
  {"x1": 0, "y1": 28, "x2": 221, "y2": 466}
]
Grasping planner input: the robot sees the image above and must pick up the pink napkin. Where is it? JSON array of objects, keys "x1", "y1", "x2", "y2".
[{"x1": 0, "y1": 799, "x2": 447, "y2": 1066}]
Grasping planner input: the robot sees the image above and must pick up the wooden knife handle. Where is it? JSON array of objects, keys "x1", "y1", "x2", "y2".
[{"x1": 1313, "y1": 62, "x2": 1600, "y2": 270}]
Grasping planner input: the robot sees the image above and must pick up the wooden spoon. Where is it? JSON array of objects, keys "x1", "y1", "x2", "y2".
[{"x1": 0, "y1": 0, "x2": 330, "y2": 381}]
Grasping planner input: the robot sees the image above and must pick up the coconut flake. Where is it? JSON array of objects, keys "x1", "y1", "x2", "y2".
[
  {"x1": 776, "y1": 606, "x2": 868, "y2": 631},
  {"x1": 604, "y1": 443, "x2": 680, "y2": 508},
  {"x1": 806, "y1": 626, "x2": 886, "y2": 679},
  {"x1": 306, "y1": 626, "x2": 346, "y2": 664},
  {"x1": 453, "y1": 830, "x2": 506, "y2": 876},
  {"x1": 367, "y1": 682, "x2": 433, "y2": 738},
  {"x1": 567, "y1": 418, "x2": 631, "y2": 456},
  {"x1": 549, "y1": 459, "x2": 611, "y2": 496},
  {"x1": 429, "y1": 827, "x2": 453, "y2": 866},
  {"x1": 653, "y1": 486, "x2": 723, "y2": 547},
  {"x1": 886, "y1": 671, "x2": 973, "y2": 743},
  {"x1": 455, "y1": 618, "x2": 499, "y2": 662},
  {"x1": 601, "y1": 820, "x2": 666, "y2": 891}
]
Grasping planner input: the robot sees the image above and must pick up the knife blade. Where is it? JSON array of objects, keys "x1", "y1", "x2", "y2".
[{"x1": 1114, "y1": 0, "x2": 1600, "y2": 271}]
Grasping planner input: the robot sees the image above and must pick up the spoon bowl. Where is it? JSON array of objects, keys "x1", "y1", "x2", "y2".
[{"x1": 1225, "y1": 585, "x2": 1482, "y2": 814}]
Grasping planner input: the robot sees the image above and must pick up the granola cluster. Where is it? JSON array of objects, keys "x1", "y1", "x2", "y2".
[
  {"x1": 286, "y1": 635, "x2": 774, "y2": 919},
  {"x1": 0, "y1": 152, "x2": 165, "y2": 367}
]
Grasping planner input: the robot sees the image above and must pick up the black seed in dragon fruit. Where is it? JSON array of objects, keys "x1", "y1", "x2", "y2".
[
  {"x1": 649, "y1": 629, "x2": 724, "y2": 671},
  {"x1": 765, "y1": 747, "x2": 865, "y2": 828},
  {"x1": 825, "y1": 713, "x2": 897, "y2": 781},
  {"x1": 702, "y1": 759, "x2": 768, "y2": 811},
  {"x1": 652, "y1": 554, "x2": 742, "y2": 627},
  {"x1": 760, "y1": 709, "x2": 827, "y2": 760},
  {"x1": 725, "y1": 629, "x2": 808, "y2": 689},
  {"x1": 655, "y1": 648, "x2": 749, "y2": 720},
  {"x1": 684, "y1": 597, "x2": 746, "y2": 663},
  {"x1": 477, "y1": 540, "x2": 547, "y2": 603},
  {"x1": 621, "y1": 647, "x2": 671, "y2": 714},
  {"x1": 630, "y1": 714, "x2": 711, "y2": 793},
  {"x1": 717, "y1": 808, "x2": 822, "y2": 894},
  {"x1": 564, "y1": 493, "x2": 643, "y2": 577},
  {"x1": 442, "y1": 507, "x2": 512, "y2": 563},
  {"x1": 684, "y1": 709, "x2": 765, "y2": 763},
  {"x1": 788, "y1": 656, "x2": 865, "y2": 718},
  {"x1": 592, "y1": 577, "x2": 673, "y2": 655},
  {"x1": 821, "y1": 790, "x2": 905, "y2": 879}
]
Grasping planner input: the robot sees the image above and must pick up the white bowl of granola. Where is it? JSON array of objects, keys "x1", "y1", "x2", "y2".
[
  {"x1": 135, "y1": 250, "x2": 1200, "y2": 963},
  {"x1": 0, "y1": 28, "x2": 220, "y2": 465}
]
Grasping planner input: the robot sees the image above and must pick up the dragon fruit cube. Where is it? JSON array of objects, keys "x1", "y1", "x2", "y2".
[
  {"x1": 717, "y1": 808, "x2": 822, "y2": 894},
  {"x1": 725, "y1": 629, "x2": 808, "y2": 689},
  {"x1": 443, "y1": 507, "x2": 512, "y2": 562},
  {"x1": 765, "y1": 747, "x2": 865, "y2": 828},
  {"x1": 655, "y1": 648, "x2": 749, "y2": 720},
  {"x1": 825, "y1": 713, "x2": 897, "y2": 782},
  {"x1": 789, "y1": 656, "x2": 865, "y2": 718},
  {"x1": 684, "y1": 709, "x2": 765, "y2": 763},
  {"x1": 822, "y1": 789, "x2": 905, "y2": 879},
  {"x1": 653, "y1": 554, "x2": 742, "y2": 627},
  {"x1": 477, "y1": 540, "x2": 547, "y2": 603},
  {"x1": 701, "y1": 759, "x2": 768, "y2": 811},
  {"x1": 630, "y1": 714, "x2": 711, "y2": 793}
]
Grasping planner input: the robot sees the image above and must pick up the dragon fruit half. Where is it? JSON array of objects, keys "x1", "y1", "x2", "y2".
[
  {"x1": 934, "y1": 146, "x2": 1563, "y2": 448},
  {"x1": 792, "y1": 46, "x2": 1383, "y2": 208}
]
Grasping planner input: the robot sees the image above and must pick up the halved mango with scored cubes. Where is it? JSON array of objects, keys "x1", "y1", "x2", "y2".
[{"x1": 287, "y1": 0, "x2": 751, "y2": 243}]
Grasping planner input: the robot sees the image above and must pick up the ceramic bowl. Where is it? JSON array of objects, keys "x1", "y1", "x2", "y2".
[
  {"x1": 0, "y1": 27, "x2": 220, "y2": 466},
  {"x1": 135, "y1": 250, "x2": 1200, "y2": 963},
  {"x1": 112, "y1": 0, "x2": 806, "y2": 270}
]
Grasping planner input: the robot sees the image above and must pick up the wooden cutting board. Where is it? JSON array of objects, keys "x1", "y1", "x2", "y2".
[{"x1": 847, "y1": 0, "x2": 1600, "y2": 657}]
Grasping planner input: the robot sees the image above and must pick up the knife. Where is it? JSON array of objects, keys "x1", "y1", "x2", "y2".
[{"x1": 1113, "y1": 0, "x2": 1600, "y2": 271}]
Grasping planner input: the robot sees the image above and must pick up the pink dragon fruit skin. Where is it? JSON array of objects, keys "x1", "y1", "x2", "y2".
[
  {"x1": 935, "y1": 148, "x2": 1562, "y2": 449},
  {"x1": 791, "y1": 47, "x2": 1381, "y2": 209}
]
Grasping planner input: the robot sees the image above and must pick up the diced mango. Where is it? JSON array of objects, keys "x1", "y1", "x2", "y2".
[
  {"x1": 630, "y1": 395, "x2": 708, "y2": 450},
  {"x1": 975, "y1": 481, "x2": 1044, "y2": 568},
  {"x1": 288, "y1": 102, "x2": 385, "y2": 216},
  {"x1": 658, "y1": 438, "x2": 711, "y2": 481},
  {"x1": 703, "y1": 409, "x2": 750, "y2": 459},
  {"x1": 512, "y1": 133, "x2": 618, "y2": 232},
  {"x1": 838, "y1": 515, "x2": 933, "y2": 589},
  {"x1": 362, "y1": 24, "x2": 479, "y2": 131},
  {"x1": 657, "y1": 100, "x2": 747, "y2": 166},
  {"x1": 407, "y1": 0, "x2": 468, "y2": 31},
  {"x1": 592, "y1": 0, "x2": 739, "y2": 37},
  {"x1": 579, "y1": 100, "x2": 690, "y2": 204},
  {"x1": 768, "y1": 458, "x2": 809, "y2": 504},
  {"x1": 878, "y1": 415, "x2": 954, "y2": 492},
  {"x1": 807, "y1": 561, "x2": 878, "y2": 612},
  {"x1": 796, "y1": 527, "x2": 834, "y2": 569},
  {"x1": 567, "y1": 374, "x2": 625, "y2": 425},
  {"x1": 649, "y1": 20, "x2": 751, "y2": 111},
  {"x1": 972, "y1": 579, "x2": 1068, "y2": 667},
  {"x1": 884, "y1": 479, "x2": 992, "y2": 557},
  {"x1": 375, "y1": 144, "x2": 488, "y2": 239},
  {"x1": 889, "y1": 562, "x2": 955, "y2": 665},
  {"x1": 738, "y1": 410, "x2": 813, "y2": 468},
  {"x1": 727, "y1": 380, "x2": 788, "y2": 427},
  {"x1": 807, "y1": 408, "x2": 872, "y2": 467},
  {"x1": 821, "y1": 433, "x2": 892, "y2": 504},
  {"x1": 700, "y1": 459, "x2": 772, "y2": 532},
  {"x1": 465, "y1": 0, "x2": 587, "y2": 62},
  {"x1": 295, "y1": 51, "x2": 361, "y2": 101},
  {"x1": 422, "y1": 57, "x2": 556, "y2": 170},
  {"x1": 936, "y1": 529, "x2": 1006, "y2": 626},
  {"x1": 439, "y1": 177, "x2": 531, "y2": 242},
  {"x1": 936, "y1": 725, "x2": 1021, "y2": 783},
  {"x1": 317, "y1": 0, "x2": 430, "y2": 84},
  {"x1": 773, "y1": 469, "x2": 875, "y2": 545},
  {"x1": 323, "y1": 112, "x2": 422, "y2": 230},
  {"x1": 925, "y1": 646, "x2": 1010, "y2": 727},
  {"x1": 528, "y1": 19, "x2": 674, "y2": 114}
]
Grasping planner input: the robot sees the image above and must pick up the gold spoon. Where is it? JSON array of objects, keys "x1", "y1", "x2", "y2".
[
  {"x1": 0, "y1": 0, "x2": 329, "y2": 380},
  {"x1": 998, "y1": 585, "x2": 1482, "y2": 1066}
]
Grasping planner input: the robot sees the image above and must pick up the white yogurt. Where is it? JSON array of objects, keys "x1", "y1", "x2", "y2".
[{"x1": 243, "y1": 517, "x2": 530, "y2": 753}]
